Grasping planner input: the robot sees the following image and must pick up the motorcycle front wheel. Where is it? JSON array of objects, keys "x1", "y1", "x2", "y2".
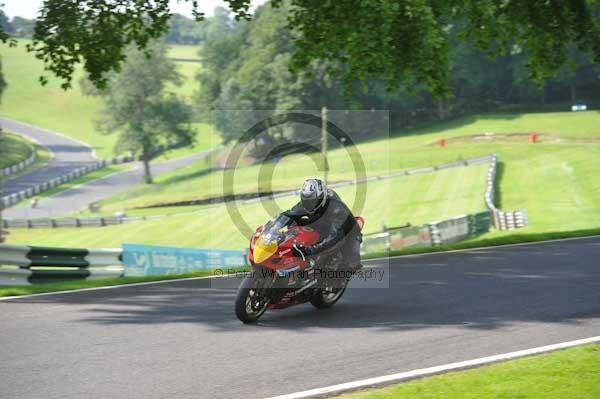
[{"x1": 235, "y1": 272, "x2": 271, "y2": 323}]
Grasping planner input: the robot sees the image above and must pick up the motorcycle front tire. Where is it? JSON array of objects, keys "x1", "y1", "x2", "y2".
[{"x1": 235, "y1": 272, "x2": 271, "y2": 323}]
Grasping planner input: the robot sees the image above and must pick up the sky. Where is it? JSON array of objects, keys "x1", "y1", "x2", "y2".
[{"x1": 1, "y1": 0, "x2": 262, "y2": 19}]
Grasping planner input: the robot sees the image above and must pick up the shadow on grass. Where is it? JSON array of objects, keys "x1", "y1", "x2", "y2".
[{"x1": 152, "y1": 166, "x2": 216, "y2": 188}]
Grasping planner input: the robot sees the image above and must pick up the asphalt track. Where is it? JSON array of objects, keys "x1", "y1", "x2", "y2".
[
  {"x1": 4, "y1": 149, "x2": 214, "y2": 218},
  {"x1": 1, "y1": 118, "x2": 98, "y2": 196},
  {"x1": 1, "y1": 237, "x2": 599, "y2": 399}
]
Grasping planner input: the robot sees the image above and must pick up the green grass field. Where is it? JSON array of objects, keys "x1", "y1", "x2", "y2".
[
  {"x1": 6, "y1": 163, "x2": 489, "y2": 248},
  {"x1": 0, "y1": 132, "x2": 52, "y2": 180},
  {"x1": 0, "y1": 40, "x2": 113, "y2": 157},
  {"x1": 336, "y1": 344, "x2": 600, "y2": 399},
  {"x1": 92, "y1": 111, "x2": 600, "y2": 230},
  {"x1": 170, "y1": 61, "x2": 202, "y2": 100},
  {"x1": 154, "y1": 123, "x2": 219, "y2": 161},
  {"x1": 166, "y1": 44, "x2": 203, "y2": 100},
  {"x1": 6, "y1": 141, "x2": 52, "y2": 180},
  {"x1": 167, "y1": 44, "x2": 202, "y2": 61},
  {"x1": 5, "y1": 110, "x2": 600, "y2": 250},
  {"x1": 0, "y1": 131, "x2": 34, "y2": 168},
  {"x1": 0, "y1": 40, "x2": 205, "y2": 158}
]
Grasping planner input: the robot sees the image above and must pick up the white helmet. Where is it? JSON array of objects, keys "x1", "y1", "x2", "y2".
[{"x1": 300, "y1": 178, "x2": 328, "y2": 214}]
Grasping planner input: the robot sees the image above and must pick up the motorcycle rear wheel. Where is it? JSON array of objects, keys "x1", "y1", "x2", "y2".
[
  {"x1": 235, "y1": 273, "x2": 271, "y2": 323},
  {"x1": 310, "y1": 277, "x2": 348, "y2": 309}
]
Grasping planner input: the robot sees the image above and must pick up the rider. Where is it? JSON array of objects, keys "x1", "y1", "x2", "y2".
[{"x1": 285, "y1": 178, "x2": 363, "y2": 272}]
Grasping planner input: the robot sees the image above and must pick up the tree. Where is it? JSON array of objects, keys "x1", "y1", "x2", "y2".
[
  {"x1": 10, "y1": 16, "x2": 36, "y2": 37},
  {"x1": 1, "y1": 0, "x2": 596, "y2": 96},
  {"x1": 196, "y1": 1, "x2": 600, "y2": 140},
  {"x1": 0, "y1": 10, "x2": 12, "y2": 34},
  {"x1": 86, "y1": 41, "x2": 194, "y2": 184},
  {"x1": 165, "y1": 13, "x2": 202, "y2": 44},
  {"x1": 0, "y1": 56, "x2": 5, "y2": 98}
]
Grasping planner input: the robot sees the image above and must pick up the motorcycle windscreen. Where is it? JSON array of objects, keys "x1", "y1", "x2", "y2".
[{"x1": 253, "y1": 236, "x2": 278, "y2": 264}]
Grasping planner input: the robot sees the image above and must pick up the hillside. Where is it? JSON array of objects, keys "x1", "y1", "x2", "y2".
[
  {"x1": 0, "y1": 40, "x2": 205, "y2": 158},
  {"x1": 94, "y1": 111, "x2": 600, "y2": 232},
  {"x1": 7, "y1": 110, "x2": 600, "y2": 249},
  {"x1": 6, "y1": 164, "x2": 489, "y2": 248}
]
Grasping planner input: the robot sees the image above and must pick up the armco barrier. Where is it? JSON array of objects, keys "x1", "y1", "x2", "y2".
[
  {"x1": 429, "y1": 215, "x2": 471, "y2": 245},
  {"x1": 485, "y1": 154, "x2": 528, "y2": 230},
  {"x1": 1, "y1": 150, "x2": 37, "y2": 178},
  {"x1": 0, "y1": 244, "x2": 123, "y2": 285},
  {"x1": 4, "y1": 154, "x2": 497, "y2": 229},
  {"x1": 361, "y1": 211, "x2": 493, "y2": 254},
  {"x1": 389, "y1": 225, "x2": 432, "y2": 250},
  {"x1": 3, "y1": 153, "x2": 528, "y2": 234},
  {"x1": 0, "y1": 243, "x2": 248, "y2": 286},
  {"x1": 2, "y1": 215, "x2": 161, "y2": 229}
]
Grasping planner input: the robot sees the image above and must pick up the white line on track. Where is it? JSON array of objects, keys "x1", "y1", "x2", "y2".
[
  {"x1": 1, "y1": 235, "x2": 598, "y2": 301},
  {"x1": 266, "y1": 336, "x2": 600, "y2": 399},
  {"x1": 0, "y1": 274, "x2": 227, "y2": 301}
]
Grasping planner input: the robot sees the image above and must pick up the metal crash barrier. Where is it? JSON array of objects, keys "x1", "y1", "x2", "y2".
[
  {"x1": 0, "y1": 243, "x2": 248, "y2": 286},
  {"x1": 0, "y1": 244, "x2": 123, "y2": 285},
  {"x1": 361, "y1": 211, "x2": 493, "y2": 255}
]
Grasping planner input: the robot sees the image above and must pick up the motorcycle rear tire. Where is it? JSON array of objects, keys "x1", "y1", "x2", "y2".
[{"x1": 310, "y1": 278, "x2": 348, "y2": 309}]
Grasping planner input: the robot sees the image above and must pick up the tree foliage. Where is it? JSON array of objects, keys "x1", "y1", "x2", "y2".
[
  {"x1": 13, "y1": 0, "x2": 251, "y2": 89},
  {"x1": 284, "y1": 0, "x2": 600, "y2": 96},
  {"x1": 164, "y1": 8, "x2": 237, "y2": 45},
  {"x1": 196, "y1": 2, "x2": 600, "y2": 141},
  {"x1": 85, "y1": 41, "x2": 194, "y2": 183},
  {"x1": 0, "y1": 56, "x2": 5, "y2": 100},
  {"x1": 0, "y1": 0, "x2": 597, "y2": 95},
  {"x1": 0, "y1": 10, "x2": 7, "y2": 101},
  {"x1": 0, "y1": 9, "x2": 12, "y2": 33}
]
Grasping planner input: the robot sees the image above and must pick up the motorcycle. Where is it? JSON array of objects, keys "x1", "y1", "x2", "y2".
[{"x1": 235, "y1": 213, "x2": 365, "y2": 323}]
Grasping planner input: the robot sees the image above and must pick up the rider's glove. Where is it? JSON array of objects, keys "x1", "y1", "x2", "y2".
[{"x1": 292, "y1": 244, "x2": 313, "y2": 258}]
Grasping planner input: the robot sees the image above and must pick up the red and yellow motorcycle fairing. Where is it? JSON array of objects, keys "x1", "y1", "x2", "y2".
[{"x1": 249, "y1": 224, "x2": 320, "y2": 271}]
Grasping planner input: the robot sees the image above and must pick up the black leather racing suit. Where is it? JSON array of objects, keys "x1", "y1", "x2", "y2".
[{"x1": 284, "y1": 189, "x2": 362, "y2": 270}]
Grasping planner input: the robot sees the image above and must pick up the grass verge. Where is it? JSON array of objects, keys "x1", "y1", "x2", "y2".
[
  {"x1": 167, "y1": 44, "x2": 202, "y2": 61},
  {"x1": 6, "y1": 165, "x2": 489, "y2": 248},
  {"x1": 90, "y1": 111, "x2": 600, "y2": 237},
  {"x1": 2, "y1": 141, "x2": 52, "y2": 180},
  {"x1": 0, "y1": 131, "x2": 34, "y2": 169},
  {"x1": 335, "y1": 344, "x2": 600, "y2": 399},
  {"x1": 0, "y1": 266, "x2": 249, "y2": 297},
  {"x1": 336, "y1": 344, "x2": 600, "y2": 399}
]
